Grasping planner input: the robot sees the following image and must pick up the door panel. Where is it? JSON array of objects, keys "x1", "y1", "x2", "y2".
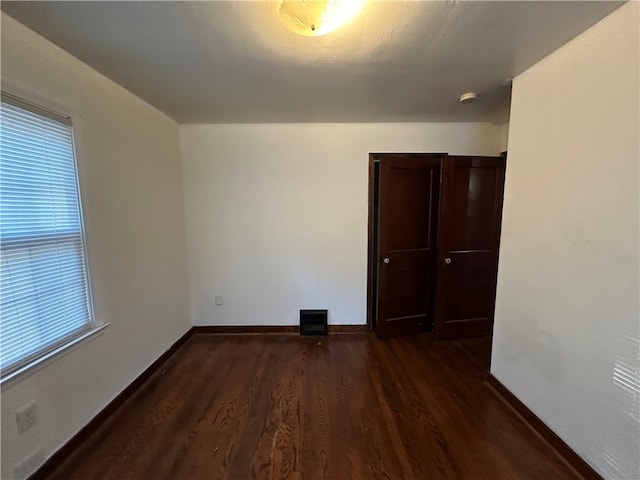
[
  {"x1": 387, "y1": 168, "x2": 434, "y2": 250},
  {"x1": 375, "y1": 154, "x2": 442, "y2": 338},
  {"x1": 449, "y1": 167, "x2": 499, "y2": 250},
  {"x1": 434, "y1": 156, "x2": 506, "y2": 339}
]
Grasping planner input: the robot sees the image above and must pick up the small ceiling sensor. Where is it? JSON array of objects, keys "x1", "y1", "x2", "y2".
[{"x1": 459, "y1": 92, "x2": 478, "y2": 104}]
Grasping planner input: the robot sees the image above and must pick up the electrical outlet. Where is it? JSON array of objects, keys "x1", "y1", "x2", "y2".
[
  {"x1": 215, "y1": 295, "x2": 223, "y2": 306},
  {"x1": 14, "y1": 448, "x2": 45, "y2": 479},
  {"x1": 16, "y1": 402, "x2": 37, "y2": 434}
]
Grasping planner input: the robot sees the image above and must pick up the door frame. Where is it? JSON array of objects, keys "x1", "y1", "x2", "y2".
[
  {"x1": 366, "y1": 153, "x2": 446, "y2": 331},
  {"x1": 366, "y1": 151, "x2": 507, "y2": 336}
]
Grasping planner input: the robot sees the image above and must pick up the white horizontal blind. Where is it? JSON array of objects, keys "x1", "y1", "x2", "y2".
[{"x1": 0, "y1": 94, "x2": 93, "y2": 378}]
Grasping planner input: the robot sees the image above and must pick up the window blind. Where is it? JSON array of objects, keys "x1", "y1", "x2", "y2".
[{"x1": 0, "y1": 94, "x2": 93, "y2": 378}]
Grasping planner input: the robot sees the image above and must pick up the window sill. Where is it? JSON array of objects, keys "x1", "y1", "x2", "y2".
[{"x1": 1, "y1": 323, "x2": 111, "y2": 388}]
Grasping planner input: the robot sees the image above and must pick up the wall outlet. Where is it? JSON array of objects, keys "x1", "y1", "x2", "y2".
[
  {"x1": 215, "y1": 295, "x2": 223, "y2": 306},
  {"x1": 16, "y1": 402, "x2": 37, "y2": 434},
  {"x1": 14, "y1": 448, "x2": 45, "y2": 479}
]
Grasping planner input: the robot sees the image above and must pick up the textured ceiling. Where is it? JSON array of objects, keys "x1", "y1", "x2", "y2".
[{"x1": 1, "y1": 1, "x2": 625, "y2": 124}]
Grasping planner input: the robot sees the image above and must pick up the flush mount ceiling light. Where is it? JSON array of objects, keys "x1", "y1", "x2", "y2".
[
  {"x1": 458, "y1": 92, "x2": 478, "y2": 104},
  {"x1": 278, "y1": 0, "x2": 366, "y2": 37}
]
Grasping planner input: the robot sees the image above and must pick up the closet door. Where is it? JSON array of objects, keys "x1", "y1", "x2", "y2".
[
  {"x1": 375, "y1": 154, "x2": 441, "y2": 338},
  {"x1": 434, "y1": 155, "x2": 506, "y2": 339}
]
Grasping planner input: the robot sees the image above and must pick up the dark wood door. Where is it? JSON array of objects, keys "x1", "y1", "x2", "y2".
[
  {"x1": 434, "y1": 155, "x2": 506, "y2": 339},
  {"x1": 374, "y1": 154, "x2": 442, "y2": 338}
]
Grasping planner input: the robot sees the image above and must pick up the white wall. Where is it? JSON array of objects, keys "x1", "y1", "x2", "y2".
[
  {"x1": 492, "y1": 3, "x2": 639, "y2": 479},
  {"x1": 180, "y1": 123, "x2": 503, "y2": 327},
  {"x1": 498, "y1": 122, "x2": 509, "y2": 152},
  {"x1": 1, "y1": 14, "x2": 191, "y2": 479}
]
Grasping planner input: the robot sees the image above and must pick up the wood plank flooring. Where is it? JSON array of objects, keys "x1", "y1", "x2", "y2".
[{"x1": 44, "y1": 333, "x2": 580, "y2": 480}]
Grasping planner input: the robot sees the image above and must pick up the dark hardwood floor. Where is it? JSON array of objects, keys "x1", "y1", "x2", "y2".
[{"x1": 45, "y1": 333, "x2": 580, "y2": 480}]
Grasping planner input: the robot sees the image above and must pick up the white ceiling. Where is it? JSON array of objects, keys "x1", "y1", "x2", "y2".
[{"x1": 1, "y1": 1, "x2": 625, "y2": 124}]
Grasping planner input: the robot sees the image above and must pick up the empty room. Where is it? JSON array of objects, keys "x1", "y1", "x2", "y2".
[{"x1": 0, "y1": 1, "x2": 638, "y2": 479}]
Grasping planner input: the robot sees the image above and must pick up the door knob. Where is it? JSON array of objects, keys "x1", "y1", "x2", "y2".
[
  {"x1": 383, "y1": 257, "x2": 390, "y2": 264},
  {"x1": 444, "y1": 257, "x2": 452, "y2": 265}
]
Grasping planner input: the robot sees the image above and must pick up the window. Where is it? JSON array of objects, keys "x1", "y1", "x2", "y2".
[{"x1": 1, "y1": 93, "x2": 94, "y2": 379}]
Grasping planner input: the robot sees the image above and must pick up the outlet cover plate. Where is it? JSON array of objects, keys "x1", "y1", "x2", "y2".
[{"x1": 16, "y1": 402, "x2": 37, "y2": 434}]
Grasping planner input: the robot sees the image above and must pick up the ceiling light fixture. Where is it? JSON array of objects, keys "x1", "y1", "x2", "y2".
[
  {"x1": 278, "y1": 0, "x2": 366, "y2": 37},
  {"x1": 458, "y1": 92, "x2": 478, "y2": 104}
]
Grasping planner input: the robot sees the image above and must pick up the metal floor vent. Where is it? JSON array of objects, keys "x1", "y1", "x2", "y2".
[{"x1": 300, "y1": 309, "x2": 328, "y2": 336}]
